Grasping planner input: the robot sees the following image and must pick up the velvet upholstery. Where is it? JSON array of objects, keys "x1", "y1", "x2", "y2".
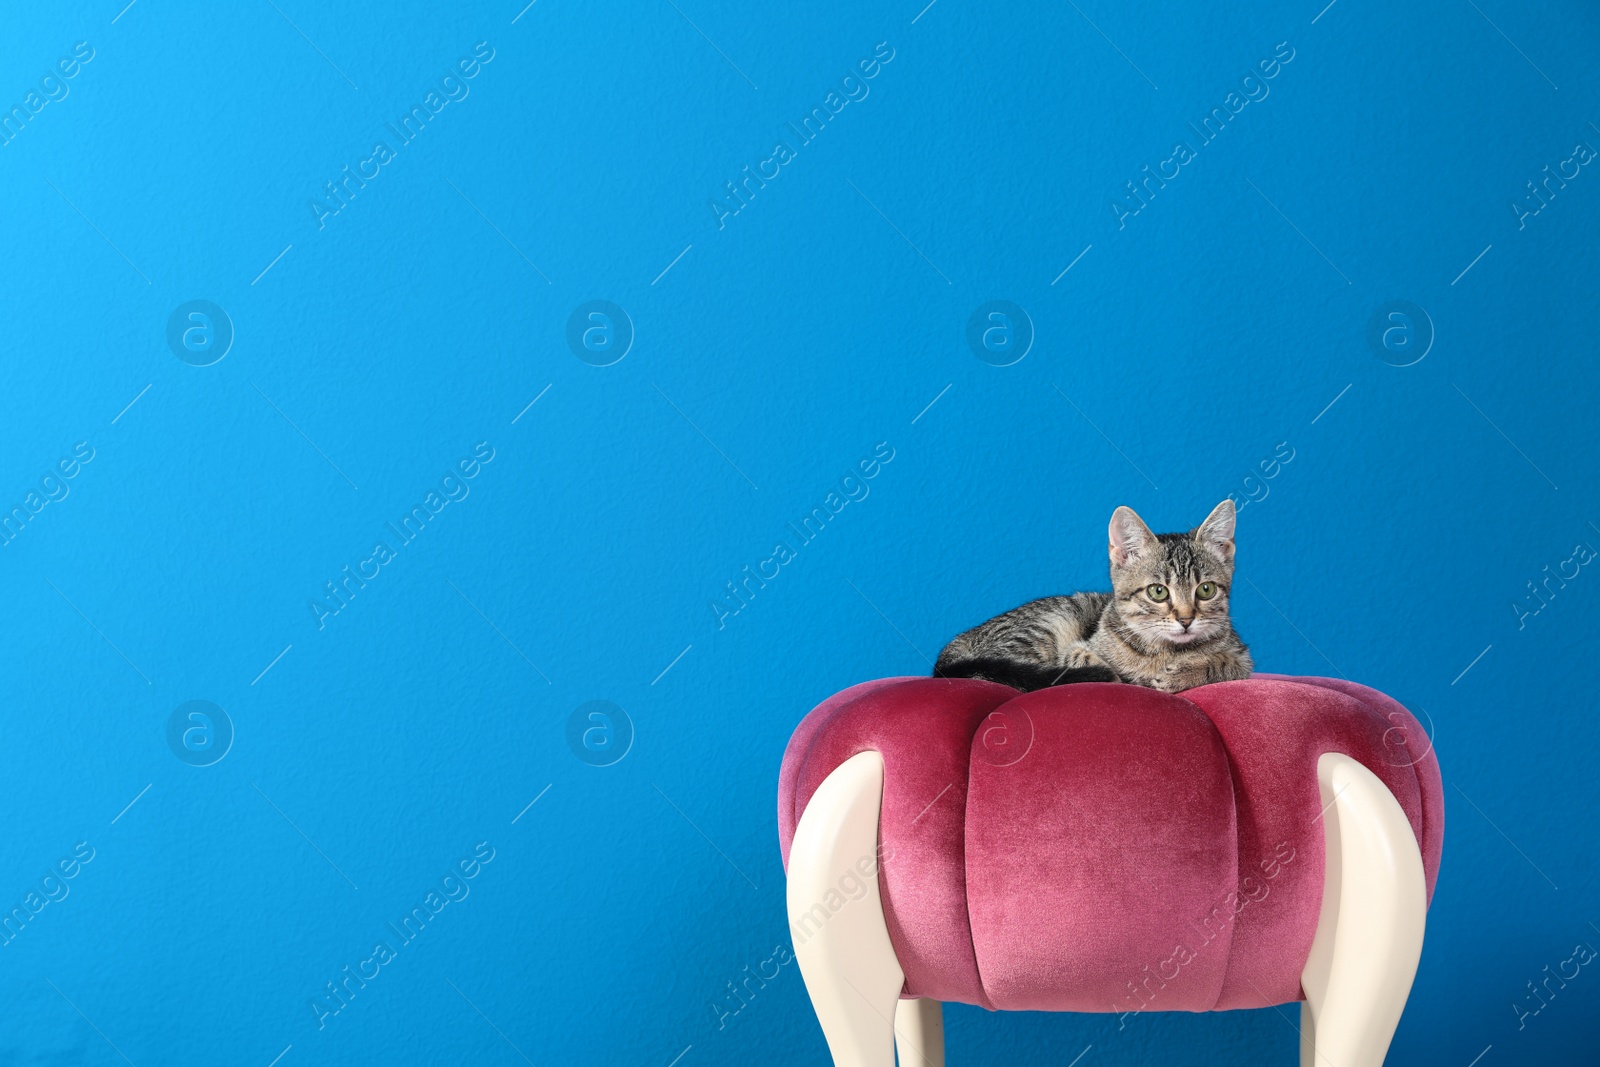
[{"x1": 777, "y1": 676, "x2": 1443, "y2": 1013}]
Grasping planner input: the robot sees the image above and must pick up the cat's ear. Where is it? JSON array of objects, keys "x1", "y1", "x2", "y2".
[
  {"x1": 1195, "y1": 499, "x2": 1236, "y2": 563},
  {"x1": 1108, "y1": 506, "x2": 1156, "y2": 567}
]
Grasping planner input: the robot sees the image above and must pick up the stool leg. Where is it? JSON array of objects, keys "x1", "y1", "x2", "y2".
[
  {"x1": 788, "y1": 751, "x2": 902, "y2": 1067},
  {"x1": 894, "y1": 997, "x2": 944, "y2": 1066},
  {"x1": 1299, "y1": 1001, "x2": 1316, "y2": 1067},
  {"x1": 1300, "y1": 753, "x2": 1427, "y2": 1067}
]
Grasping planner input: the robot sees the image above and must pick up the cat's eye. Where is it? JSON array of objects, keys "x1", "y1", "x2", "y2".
[
  {"x1": 1196, "y1": 582, "x2": 1217, "y2": 600},
  {"x1": 1146, "y1": 584, "x2": 1169, "y2": 601}
]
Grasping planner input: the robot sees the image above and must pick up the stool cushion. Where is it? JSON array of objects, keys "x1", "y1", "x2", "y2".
[{"x1": 777, "y1": 675, "x2": 1443, "y2": 1013}]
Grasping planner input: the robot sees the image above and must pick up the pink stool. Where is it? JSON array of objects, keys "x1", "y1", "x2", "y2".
[{"x1": 778, "y1": 676, "x2": 1443, "y2": 1066}]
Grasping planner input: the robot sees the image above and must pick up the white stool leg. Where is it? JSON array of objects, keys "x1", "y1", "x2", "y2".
[
  {"x1": 1299, "y1": 1001, "x2": 1316, "y2": 1067},
  {"x1": 1301, "y1": 753, "x2": 1427, "y2": 1067},
  {"x1": 893, "y1": 997, "x2": 944, "y2": 1066},
  {"x1": 788, "y1": 751, "x2": 903, "y2": 1067}
]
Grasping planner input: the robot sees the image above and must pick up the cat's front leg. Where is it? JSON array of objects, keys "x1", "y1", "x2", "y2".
[
  {"x1": 1156, "y1": 648, "x2": 1253, "y2": 692},
  {"x1": 1152, "y1": 659, "x2": 1214, "y2": 693},
  {"x1": 1150, "y1": 670, "x2": 1196, "y2": 693},
  {"x1": 1063, "y1": 642, "x2": 1114, "y2": 674},
  {"x1": 1206, "y1": 646, "x2": 1254, "y2": 684}
]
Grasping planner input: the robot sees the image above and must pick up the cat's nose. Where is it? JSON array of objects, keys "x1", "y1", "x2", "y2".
[{"x1": 1176, "y1": 617, "x2": 1193, "y2": 630}]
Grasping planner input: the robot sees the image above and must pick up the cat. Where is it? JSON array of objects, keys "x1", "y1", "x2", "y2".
[{"x1": 934, "y1": 500, "x2": 1252, "y2": 693}]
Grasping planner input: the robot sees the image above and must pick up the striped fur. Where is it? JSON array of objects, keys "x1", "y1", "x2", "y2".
[{"x1": 935, "y1": 501, "x2": 1252, "y2": 693}]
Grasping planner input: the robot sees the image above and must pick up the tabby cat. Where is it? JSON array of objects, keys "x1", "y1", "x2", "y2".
[{"x1": 934, "y1": 500, "x2": 1252, "y2": 693}]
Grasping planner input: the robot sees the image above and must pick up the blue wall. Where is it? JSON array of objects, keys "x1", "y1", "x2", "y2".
[{"x1": 1, "y1": 1, "x2": 1596, "y2": 1063}]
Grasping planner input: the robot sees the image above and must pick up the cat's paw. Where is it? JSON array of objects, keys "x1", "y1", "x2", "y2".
[
  {"x1": 1065, "y1": 646, "x2": 1112, "y2": 672},
  {"x1": 1152, "y1": 663, "x2": 1210, "y2": 693}
]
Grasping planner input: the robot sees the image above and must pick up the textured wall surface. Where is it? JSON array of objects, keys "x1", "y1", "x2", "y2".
[{"x1": 0, "y1": 1, "x2": 1595, "y2": 1064}]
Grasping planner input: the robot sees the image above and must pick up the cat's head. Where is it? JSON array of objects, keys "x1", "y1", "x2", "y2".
[{"x1": 1106, "y1": 500, "x2": 1236, "y2": 648}]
